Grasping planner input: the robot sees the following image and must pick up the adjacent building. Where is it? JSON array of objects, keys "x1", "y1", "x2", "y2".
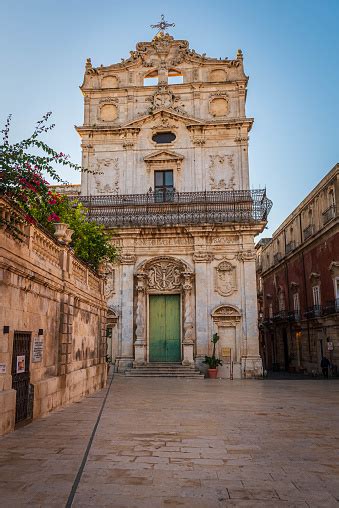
[
  {"x1": 75, "y1": 29, "x2": 271, "y2": 378},
  {"x1": 257, "y1": 164, "x2": 339, "y2": 373},
  {"x1": 0, "y1": 197, "x2": 107, "y2": 435}
]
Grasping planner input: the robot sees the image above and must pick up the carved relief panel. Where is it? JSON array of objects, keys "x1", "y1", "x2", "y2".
[
  {"x1": 214, "y1": 261, "x2": 237, "y2": 296},
  {"x1": 147, "y1": 260, "x2": 182, "y2": 291},
  {"x1": 208, "y1": 154, "x2": 235, "y2": 191},
  {"x1": 94, "y1": 158, "x2": 120, "y2": 194}
]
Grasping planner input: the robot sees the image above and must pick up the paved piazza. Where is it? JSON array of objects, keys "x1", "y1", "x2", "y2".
[{"x1": 0, "y1": 376, "x2": 339, "y2": 507}]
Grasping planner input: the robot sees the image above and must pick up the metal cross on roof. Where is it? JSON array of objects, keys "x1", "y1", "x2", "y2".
[{"x1": 150, "y1": 14, "x2": 175, "y2": 34}]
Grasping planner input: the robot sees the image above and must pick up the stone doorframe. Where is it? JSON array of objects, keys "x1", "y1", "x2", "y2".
[
  {"x1": 211, "y1": 304, "x2": 242, "y2": 363},
  {"x1": 134, "y1": 256, "x2": 195, "y2": 366}
]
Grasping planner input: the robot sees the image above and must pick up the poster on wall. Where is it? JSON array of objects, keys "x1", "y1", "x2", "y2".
[
  {"x1": 16, "y1": 355, "x2": 25, "y2": 373},
  {"x1": 32, "y1": 336, "x2": 44, "y2": 362},
  {"x1": 0, "y1": 363, "x2": 6, "y2": 374}
]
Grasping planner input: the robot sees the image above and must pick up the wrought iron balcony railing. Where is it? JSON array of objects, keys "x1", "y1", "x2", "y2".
[
  {"x1": 273, "y1": 252, "x2": 283, "y2": 264},
  {"x1": 285, "y1": 241, "x2": 296, "y2": 254},
  {"x1": 75, "y1": 189, "x2": 272, "y2": 228},
  {"x1": 303, "y1": 224, "x2": 314, "y2": 240},
  {"x1": 322, "y1": 204, "x2": 336, "y2": 225},
  {"x1": 304, "y1": 305, "x2": 322, "y2": 318},
  {"x1": 323, "y1": 299, "x2": 339, "y2": 316},
  {"x1": 287, "y1": 310, "x2": 301, "y2": 322},
  {"x1": 272, "y1": 310, "x2": 289, "y2": 322}
]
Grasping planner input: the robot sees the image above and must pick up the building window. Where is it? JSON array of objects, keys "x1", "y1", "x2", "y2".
[
  {"x1": 312, "y1": 285, "x2": 321, "y2": 307},
  {"x1": 168, "y1": 69, "x2": 184, "y2": 84},
  {"x1": 334, "y1": 278, "x2": 339, "y2": 299},
  {"x1": 278, "y1": 290, "x2": 285, "y2": 311},
  {"x1": 144, "y1": 71, "x2": 159, "y2": 86},
  {"x1": 152, "y1": 132, "x2": 176, "y2": 144},
  {"x1": 293, "y1": 293, "x2": 300, "y2": 319},
  {"x1": 154, "y1": 170, "x2": 174, "y2": 202}
]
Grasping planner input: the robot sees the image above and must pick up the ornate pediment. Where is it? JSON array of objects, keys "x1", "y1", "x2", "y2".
[
  {"x1": 144, "y1": 149, "x2": 184, "y2": 172},
  {"x1": 211, "y1": 305, "x2": 241, "y2": 327},
  {"x1": 122, "y1": 109, "x2": 202, "y2": 129}
]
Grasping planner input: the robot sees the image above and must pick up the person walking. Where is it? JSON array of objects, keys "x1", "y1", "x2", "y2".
[{"x1": 321, "y1": 356, "x2": 330, "y2": 378}]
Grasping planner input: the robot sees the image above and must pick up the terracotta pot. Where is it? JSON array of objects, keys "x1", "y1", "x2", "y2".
[{"x1": 208, "y1": 368, "x2": 218, "y2": 379}]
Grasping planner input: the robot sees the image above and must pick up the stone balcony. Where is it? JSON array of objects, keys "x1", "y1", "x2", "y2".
[{"x1": 75, "y1": 189, "x2": 272, "y2": 228}]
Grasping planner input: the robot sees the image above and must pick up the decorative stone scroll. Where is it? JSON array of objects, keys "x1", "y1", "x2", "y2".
[{"x1": 214, "y1": 261, "x2": 237, "y2": 297}]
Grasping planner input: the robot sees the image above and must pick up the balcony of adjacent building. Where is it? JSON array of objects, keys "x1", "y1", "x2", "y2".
[
  {"x1": 322, "y1": 298, "x2": 339, "y2": 316},
  {"x1": 322, "y1": 204, "x2": 336, "y2": 225},
  {"x1": 303, "y1": 223, "x2": 315, "y2": 241},
  {"x1": 304, "y1": 305, "x2": 323, "y2": 319},
  {"x1": 76, "y1": 189, "x2": 272, "y2": 228}
]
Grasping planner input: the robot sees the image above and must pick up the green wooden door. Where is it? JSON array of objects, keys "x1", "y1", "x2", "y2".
[{"x1": 149, "y1": 295, "x2": 181, "y2": 362}]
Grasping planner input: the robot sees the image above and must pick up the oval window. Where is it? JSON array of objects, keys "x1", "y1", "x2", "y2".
[{"x1": 152, "y1": 132, "x2": 176, "y2": 144}]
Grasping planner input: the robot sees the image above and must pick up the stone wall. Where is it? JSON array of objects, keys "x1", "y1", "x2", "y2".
[{"x1": 0, "y1": 198, "x2": 107, "y2": 436}]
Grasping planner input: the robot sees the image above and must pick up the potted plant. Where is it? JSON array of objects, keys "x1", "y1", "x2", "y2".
[{"x1": 203, "y1": 333, "x2": 222, "y2": 378}]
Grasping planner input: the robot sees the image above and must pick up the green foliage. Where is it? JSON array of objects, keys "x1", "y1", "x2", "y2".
[
  {"x1": 203, "y1": 333, "x2": 223, "y2": 369},
  {"x1": 0, "y1": 113, "x2": 117, "y2": 271}
]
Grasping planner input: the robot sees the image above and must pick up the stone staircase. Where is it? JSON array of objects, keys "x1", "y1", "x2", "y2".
[{"x1": 125, "y1": 362, "x2": 205, "y2": 379}]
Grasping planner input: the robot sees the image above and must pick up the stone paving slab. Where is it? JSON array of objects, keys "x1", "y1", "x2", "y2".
[{"x1": 0, "y1": 377, "x2": 339, "y2": 507}]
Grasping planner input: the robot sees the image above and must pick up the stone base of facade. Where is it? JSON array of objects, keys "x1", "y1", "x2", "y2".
[
  {"x1": 241, "y1": 356, "x2": 263, "y2": 378},
  {"x1": 0, "y1": 389, "x2": 16, "y2": 436},
  {"x1": 116, "y1": 356, "x2": 134, "y2": 372},
  {"x1": 0, "y1": 364, "x2": 107, "y2": 437}
]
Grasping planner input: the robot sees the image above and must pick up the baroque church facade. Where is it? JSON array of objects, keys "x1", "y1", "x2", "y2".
[{"x1": 75, "y1": 29, "x2": 271, "y2": 378}]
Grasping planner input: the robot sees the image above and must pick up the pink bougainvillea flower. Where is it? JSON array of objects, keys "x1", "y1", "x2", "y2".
[
  {"x1": 47, "y1": 212, "x2": 60, "y2": 223},
  {"x1": 25, "y1": 214, "x2": 36, "y2": 225}
]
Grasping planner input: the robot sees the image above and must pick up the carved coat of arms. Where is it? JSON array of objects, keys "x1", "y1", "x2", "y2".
[{"x1": 214, "y1": 261, "x2": 236, "y2": 297}]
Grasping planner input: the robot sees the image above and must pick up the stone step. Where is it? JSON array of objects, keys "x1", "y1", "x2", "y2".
[
  {"x1": 125, "y1": 363, "x2": 205, "y2": 379},
  {"x1": 125, "y1": 372, "x2": 204, "y2": 379}
]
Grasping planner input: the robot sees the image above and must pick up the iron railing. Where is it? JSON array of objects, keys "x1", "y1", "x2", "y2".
[
  {"x1": 304, "y1": 305, "x2": 322, "y2": 318},
  {"x1": 322, "y1": 205, "x2": 336, "y2": 225},
  {"x1": 303, "y1": 224, "x2": 314, "y2": 240},
  {"x1": 273, "y1": 252, "x2": 283, "y2": 264},
  {"x1": 323, "y1": 299, "x2": 339, "y2": 316},
  {"x1": 285, "y1": 241, "x2": 296, "y2": 254},
  {"x1": 75, "y1": 189, "x2": 272, "y2": 228}
]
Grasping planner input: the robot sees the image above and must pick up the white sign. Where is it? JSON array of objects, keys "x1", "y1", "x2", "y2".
[
  {"x1": 16, "y1": 355, "x2": 25, "y2": 373},
  {"x1": 0, "y1": 363, "x2": 6, "y2": 374},
  {"x1": 32, "y1": 336, "x2": 44, "y2": 362},
  {"x1": 327, "y1": 341, "x2": 334, "y2": 351}
]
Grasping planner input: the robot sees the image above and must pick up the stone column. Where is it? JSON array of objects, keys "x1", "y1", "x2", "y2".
[
  {"x1": 182, "y1": 272, "x2": 194, "y2": 366},
  {"x1": 116, "y1": 254, "x2": 135, "y2": 372},
  {"x1": 239, "y1": 249, "x2": 263, "y2": 378},
  {"x1": 193, "y1": 253, "x2": 211, "y2": 360},
  {"x1": 134, "y1": 272, "x2": 146, "y2": 366}
]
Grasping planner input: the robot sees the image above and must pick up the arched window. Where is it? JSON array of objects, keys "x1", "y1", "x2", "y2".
[
  {"x1": 144, "y1": 71, "x2": 159, "y2": 86},
  {"x1": 168, "y1": 69, "x2": 184, "y2": 84}
]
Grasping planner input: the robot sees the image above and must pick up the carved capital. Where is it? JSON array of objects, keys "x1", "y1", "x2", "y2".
[
  {"x1": 193, "y1": 252, "x2": 212, "y2": 263},
  {"x1": 238, "y1": 249, "x2": 256, "y2": 262},
  {"x1": 119, "y1": 253, "x2": 137, "y2": 265}
]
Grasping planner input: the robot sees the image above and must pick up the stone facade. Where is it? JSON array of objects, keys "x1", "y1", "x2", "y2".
[
  {"x1": 257, "y1": 164, "x2": 339, "y2": 374},
  {"x1": 0, "y1": 198, "x2": 107, "y2": 436},
  {"x1": 76, "y1": 32, "x2": 271, "y2": 378}
]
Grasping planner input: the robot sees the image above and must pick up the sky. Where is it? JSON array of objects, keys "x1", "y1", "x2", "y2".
[{"x1": 1, "y1": 0, "x2": 338, "y2": 236}]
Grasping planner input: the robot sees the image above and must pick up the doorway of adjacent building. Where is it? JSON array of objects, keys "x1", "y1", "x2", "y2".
[
  {"x1": 149, "y1": 294, "x2": 181, "y2": 362},
  {"x1": 11, "y1": 331, "x2": 32, "y2": 424}
]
